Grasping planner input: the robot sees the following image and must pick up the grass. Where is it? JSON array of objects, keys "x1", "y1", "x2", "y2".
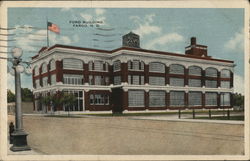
[
  {"x1": 80, "y1": 110, "x2": 243, "y2": 117},
  {"x1": 193, "y1": 115, "x2": 244, "y2": 121}
]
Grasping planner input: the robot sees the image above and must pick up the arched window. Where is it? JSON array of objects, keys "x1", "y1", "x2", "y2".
[
  {"x1": 128, "y1": 60, "x2": 144, "y2": 71},
  {"x1": 34, "y1": 66, "x2": 39, "y2": 76},
  {"x1": 41, "y1": 63, "x2": 47, "y2": 74},
  {"x1": 205, "y1": 67, "x2": 217, "y2": 77},
  {"x1": 63, "y1": 58, "x2": 83, "y2": 70},
  {"x1": 169, "y1": 64, "x2": 184, "y2": 74},
  {"x1": 189, "y1": 66, "x2": 202, "y2": 76},
  {"x1": 50, "y1": 59, "x2": 56, "y2": 71},
  {"x1": 149, "y1": 62, "x2": 165, "y2": 73},
  {"x1": 221, "y1": 69, "x2": 231, "y2": 78}
]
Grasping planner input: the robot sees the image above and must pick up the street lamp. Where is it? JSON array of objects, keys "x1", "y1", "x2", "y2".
[{"x1": 9, "y1": 47, "x2": 31, "y2": 151}]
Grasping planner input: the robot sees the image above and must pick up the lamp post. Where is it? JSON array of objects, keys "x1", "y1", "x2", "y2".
[{"x1": 9, "y1": 47, "x2": 31, "y2": 151}]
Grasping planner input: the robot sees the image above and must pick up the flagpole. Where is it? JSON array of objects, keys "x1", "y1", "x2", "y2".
[{"x1": 46, "y1": 16, "x2": 49, "y2": 47}]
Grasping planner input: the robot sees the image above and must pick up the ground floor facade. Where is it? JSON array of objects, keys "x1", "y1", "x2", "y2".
[{"x1": 33, "y1": 85, "x2": 233, "y2": 113}]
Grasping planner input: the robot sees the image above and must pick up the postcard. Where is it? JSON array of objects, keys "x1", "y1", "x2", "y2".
[{"x1": 0, "y1": 1, "x2": 249, "y2": 160}]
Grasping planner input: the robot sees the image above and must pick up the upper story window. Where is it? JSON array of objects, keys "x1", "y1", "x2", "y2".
[
  {"x1": 170, "y1": 78, "x2": 184, "y2": 87},
  {"x1": 34, "y1": 66, "x2": 39, "y2": 76},
  {"x1": 189, "y1": 66, "x2": 202, "y2": 76},
  {"x1": 221, "y1": 69, "x2": 231, "y2": 78},
  {"x1": 41, "y1": 63, "x2": 47, "y2": 74},
  {"x1": 89, "y1": 75, "x2": 109, "y2": 85},
  {"x1": 50, "y1": 59, "x2": 56, "y2": 71},
  {"x1": 169, "y1": 64, "x2": 184, "y2": 74},
  {"x1": 63, "y1": 74, "x2": 84, "y2": 85},
  {"x1": 89, "y1": 61, "x2": 108, "y2": 72},
  {"x1": 35, "y1": 79, "x2": 40, "y2": 88},
  {"x1": 149, "y1": 62, "x2": 165, "y2": 73},
  {"x1": 113, "y1": 61, "x2": 121, "y2": 72},
  {"x1": 42, "y1": 77, "x2": 48, "y2": 87},
  {"x1": 188, "y1": 79, "x2": 201, "y2": 87},
  {"x1": 205, "y1": 67, "x2": 217, "y2": 77},
  {"x1": 114, "y1": 76, "x2": 121, "y2": 85},
  {"x1": 128, "y1": 60, "x2": 144, "y2": 71},
  {"x1": 63, "y1": 58, "x2": 83, "y2": 70},
  {"x1": 149, "y1": 76, "x2": 165, "y2": 86},
  {"x1": 51, "y1": 74, "x2": 56, "y2": 85},
  {"x1": 128, "y1": 75, "x2": 144, "y2": 85}
]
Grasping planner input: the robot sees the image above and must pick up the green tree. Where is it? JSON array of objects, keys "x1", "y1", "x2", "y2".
[
  {"x1": 233, "y1": 93, "x2": 244, "y2": 109},
  {"x1": 7, "y1": 89, "x2": 15, "y2": 103},
  {"x1": 61, "y1": 93, "x2": 77, "y2": 117},
  {"x1": 21, "y1": 88, "x2": 33, "y2": 102}
]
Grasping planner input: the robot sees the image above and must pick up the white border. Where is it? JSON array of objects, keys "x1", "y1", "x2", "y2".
[{"x1": 0, "y1": 1, "x2": 249, "y2": 160}]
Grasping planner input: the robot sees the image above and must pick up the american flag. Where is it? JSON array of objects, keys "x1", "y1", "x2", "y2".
[{"x1": 47, "y1": 22, "x2": 60, "y2": 34}]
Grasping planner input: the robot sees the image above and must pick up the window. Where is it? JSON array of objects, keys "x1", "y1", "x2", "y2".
[
  {"x1": 128, "y1": 90, "x2": 144, "y2": 107},
  {"x1": 128, "y1": 60, "x2": 144, "y2": 71},
  {"x1": 149, "y1": 76, "x2": 165, "y2": 86},
  {"x1": 169, "y1": 78, "x2": 184, "y2": 86},
  {"x1": 35, "y1": 79, "x2": 40, "y2": 88},
  {"x1": 89, "y1": 75, "x2": 109, "y2": 85},
  {"x1": 189, "y1": 79, "x2": 201, "y2": 87},
  {"x1": 149, "y1": 62, "x2": 165, "y2": 73},
  {"x1": 113, "y1": 61, "x2": 121, "y2": 71},
  {"x1": 205, "y1": 68, "x2": 217, "y2": 77},
  {"x1": 169, "y1": 64, "x2": 184, "y2": 74},
  {"x1": 205, "y1": 92, "x2": 217, "y2": 106},
  {"x1": 189, "y1": 66, "x2": 202, "y2": 76},
  {"x1": 221, "y1": 81, "x2": 230, "y2": 88},
  {"x1": 89, "y1": 61, "x2": 108, "y2": 71},
  {"x1": 63, "y1": 58, "x2": 83, "y2": 70},
  {"x1": 63, "y1": 90, "x2": 83, "y2": 111},
  {"x1": 205, "y1": 80, "x2": 217, "y2": 88},
  {"x1": 89, "y1": 94, "x2": 109, "y2": 105},
  {"x1": 89, "y1": 75, "x2": 94, "y2": 85},
  {"x1": 149, "y1": 91, "x2": 165, "y2": 107},
  {"x1": 63, "y1": 74, "x2": 83, "y2": 85},
  {"x1": 170, "y1": 91, "x2": 185, "y2": 106},
  {"x1": 51, "y1": 74, "x2": 56, "y2": 85},
  {"x1": 34, "y1": 66, "x2": 39, "y2": 76},
  {"x1": 50, "y1": 59, "x2": 56, "y2": 71},
  {"x1": 42, "y1": 77, "x2": 48, "y2": 87},
  {"x1": 220, "y1": 93, "x2": 230, "y2": 106},
  {"x1": 189, "y1": 92, "x2": 202, "y2": 106},
  {"x1": 41, "y1": 63, "x2": 47, "y2": 74},
  {"x1": 221, "y1": 69, "x2": 230, "y2": 78},
  {"x1": 114, "y1": 76, "x2": 121, "y2": 85},
  {"x1": 95, "y1": 76, "x2": 101, "y2": 85},
  {"x1": 128, "y1": 75, "x2": 144, "y2": 85},
  {"x1": 90, "y1": 94, "x2": 94, "y2": 105}
]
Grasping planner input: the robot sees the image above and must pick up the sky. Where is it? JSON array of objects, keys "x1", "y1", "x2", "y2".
[{"x1": 6, "y1": 8, "x2": 245, "y2": 94}]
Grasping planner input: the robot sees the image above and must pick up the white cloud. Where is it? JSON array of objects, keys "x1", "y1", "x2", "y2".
[
  {"x1": 145, "y1": 33, "x2": 184, "y2": 49},
  {"x1": 234, "y1": 74, "x2": 244, "y2": 94},
  {"x1": 80, "y1": 9, "x2": 107, "y2": 25},
  {"x1": 224, "y1": 29, "x2": 244, "y2": 52},
  {"x1": 95, "y1": 8, "x2": 105, "y2": 15},
  {"x1": 80, "y1": 13, "x2": 93, "y2": 21},
  {"x1": 130, "y1": 14, "x2": 161, "y2": 38}
]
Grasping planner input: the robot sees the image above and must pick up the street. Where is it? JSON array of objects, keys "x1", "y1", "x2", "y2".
[{"x1": 8, "y1": 114, "x2": 244, "y2": 155}]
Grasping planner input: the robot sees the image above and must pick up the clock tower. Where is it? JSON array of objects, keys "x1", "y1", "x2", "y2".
[{"x1": 122, "y1": 32, "x2": 140, "y2": 48}]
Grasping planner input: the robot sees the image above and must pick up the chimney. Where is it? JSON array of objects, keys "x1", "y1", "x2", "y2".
[{"x1": 191, "y1": 37, "x2": 196, "y2": 45}]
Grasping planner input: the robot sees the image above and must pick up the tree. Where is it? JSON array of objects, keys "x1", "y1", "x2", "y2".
[
  {"x1": 233, "y1": 93, "x2": 244, "y2": 109},
  {"x1": 21, "y1": 88, "x2": 33, "y2": 102},
  {"x1": 7, "y1": 90, "x2": 15, "y2": 103},
  {"x1": 61, "y1": 93, "x2": 77, "y2": 117}
]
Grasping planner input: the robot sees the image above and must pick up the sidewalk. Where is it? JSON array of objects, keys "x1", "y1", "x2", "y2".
[
  {"x1": 130, "y1": 115, "x2": 244, "y2": 125},
  {"x1": 8, "y1": 142, "x2": 42, "y2": 155}
]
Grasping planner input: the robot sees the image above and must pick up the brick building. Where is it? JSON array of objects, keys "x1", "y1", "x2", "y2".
[{"x1": 31, "y1": 32, "x2": 234, "y2": 113}]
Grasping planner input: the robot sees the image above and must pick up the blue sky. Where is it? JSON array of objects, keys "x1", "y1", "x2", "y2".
[{"x1": 7, "y1": 8, "x2": 244, "y2": 94}]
